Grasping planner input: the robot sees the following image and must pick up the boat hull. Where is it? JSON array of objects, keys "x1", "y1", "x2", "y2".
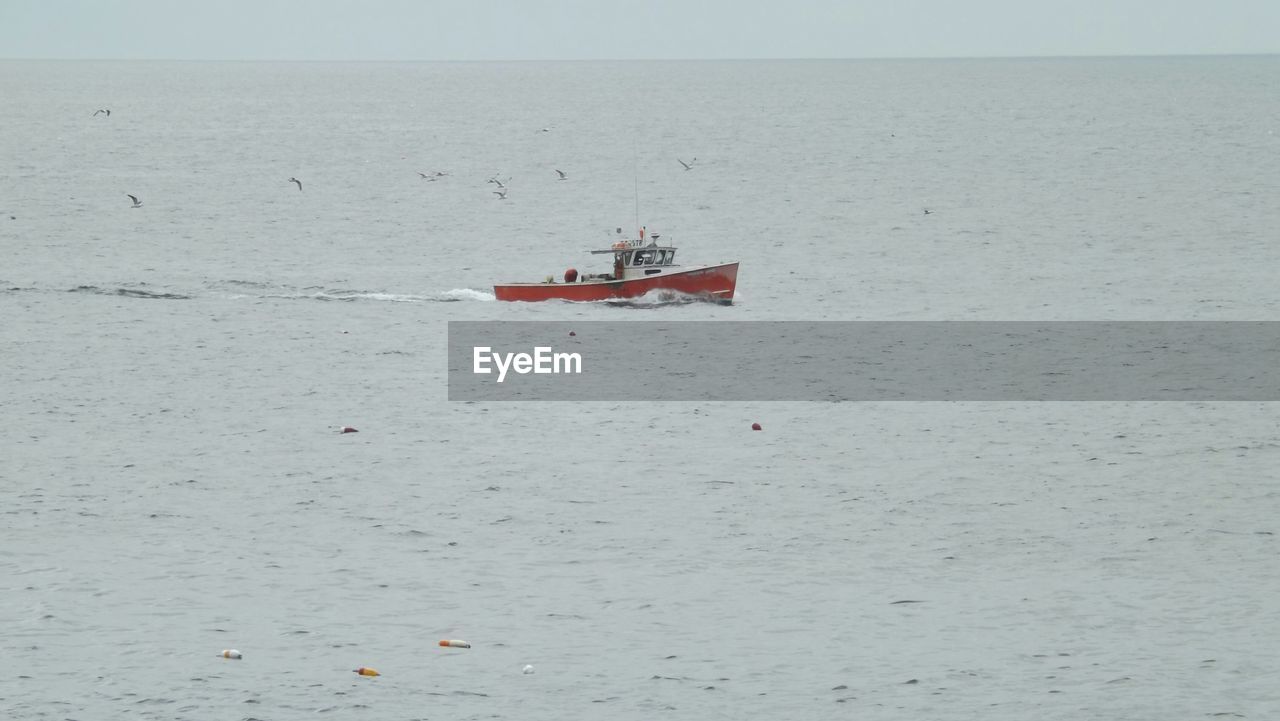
[{"x1": 494, "y1": 262, "x2": 738, "y2": 303}]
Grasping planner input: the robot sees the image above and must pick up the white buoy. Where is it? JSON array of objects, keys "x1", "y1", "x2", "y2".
[
  {"x1": 522, "y1": 664, "x2": 535, "y2": 674},
  {"x1": 218, "y1": 649, "x2": 242, "y2": 659},
  {"x1": 438, "y1": 639, "x2": 470, "y2": 649}
]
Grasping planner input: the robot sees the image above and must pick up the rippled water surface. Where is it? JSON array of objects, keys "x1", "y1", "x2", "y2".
[{"x1": 3, "y1": 57, "x2": 1279, "y2": 719}]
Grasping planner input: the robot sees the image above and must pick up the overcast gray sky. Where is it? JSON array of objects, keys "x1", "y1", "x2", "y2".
[{"x1": 1, "y1": 0, "x2": 1276, "y2": 61}]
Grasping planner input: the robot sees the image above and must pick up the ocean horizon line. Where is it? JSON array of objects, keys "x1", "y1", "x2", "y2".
[{"x1": 1, "y1": 51, "x2": 1276, "y2": 64}]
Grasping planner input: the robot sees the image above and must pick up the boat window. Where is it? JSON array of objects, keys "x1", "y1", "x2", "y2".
[
  {"x1": 656, "y1": 250, "x2": 667, "y2": 264},
  {"x1": 635, "y1": 250, "x2": 655, "y2": 266},
  {"x1": 623, "y1": 251, "x2": 633, "y2": 266},
  {"x1": 666, "y1": 250, "x2": 676, "y2": 265}
]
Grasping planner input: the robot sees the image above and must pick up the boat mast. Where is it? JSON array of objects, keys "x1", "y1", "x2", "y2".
[
  {"x1": 634, "y1": 174, "x2": 640, "y2": 239},
  {"x1": 632, "y1": 139, "x2": 641, "y2": 238}
]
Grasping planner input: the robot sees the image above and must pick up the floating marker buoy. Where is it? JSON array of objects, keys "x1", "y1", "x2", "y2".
[
  {"x1": 568, "y1": 331, "x2": 576, "y2": 337},
  {"x1": 218, "y1": 649, "x2": 242, "y2": 659},
  {"x1": 354, "y1": 667, "x2": 380, "y2": 677},
  {"x1": 340, "y1": 426, "x2": 359, "y2": 434},
  {"x1": 439, "y1": 639, "x2": 471, "y2": 649},
  {"x1": 522, "y1": 664, "x2": 535, "y2": 674},
  {"x1": 751, "y1": 422, "x2": 762, "y2": 431}
]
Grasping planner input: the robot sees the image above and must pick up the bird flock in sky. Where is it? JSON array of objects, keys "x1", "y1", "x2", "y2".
[
  {"x1": 91, "y1": 107, "x2": 711, "y2": 211},
  {"x1": 1, "y1": 109, "x2": 943, "y2": 221}
]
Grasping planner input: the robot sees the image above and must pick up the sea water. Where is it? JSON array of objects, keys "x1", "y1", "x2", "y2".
[{"x1": 3, "y1": 57, "x2": 1279, "y2": 719}]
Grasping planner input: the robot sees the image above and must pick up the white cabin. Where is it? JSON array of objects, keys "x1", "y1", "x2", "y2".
[{"x1": 585, "y1": 233, "x2": 680, "y2": 282}]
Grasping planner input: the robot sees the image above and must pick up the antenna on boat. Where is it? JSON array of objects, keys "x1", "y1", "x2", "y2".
[
  {"x1": 632, "y1": 138, "x2": 641, "y2": 238},
  {"x1": 634, "y1": 175, "x2": 640, "y2": 239}
]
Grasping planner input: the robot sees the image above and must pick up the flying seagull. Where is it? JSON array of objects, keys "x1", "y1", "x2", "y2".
[
  {"x1": 493, "y1": 189, "x2": 508, "y2": 200},
  {"x1": 127, "y1": 194, "x2": 141, "y2": 208},
  {"x1": 289, "y1": 177, "x2": 302, "y2": 191},
  {"x1": 923, "y1": 208, "x2": 932, "y2": 215},
  {"x1": 555, "y1": 169, "x2": 567, "y2": 180},
  {"x1": 488, "y1": 176, "x2": 510, "y2": 189},
  {"x1": 93, "y1": 108, "x2": 110, "y2": 117},
  {"x1": 678, "y1": 158, "x2": 695, "y2": 171}
]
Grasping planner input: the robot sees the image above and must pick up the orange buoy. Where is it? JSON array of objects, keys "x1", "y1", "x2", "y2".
[
  {"x1": 751, "y1": 422, "x2": 762, "y2": 431},
  {"x1": 340, "y1": 426, "x2": 359, "y2": 434},
  {"x1": 354, "y1": 667, "x2": 380, "y2": 677},
  {"x1": 439, "y1": 639, "x2": 471, "y2": 649},
  {"x1": 218, "y1": 649, "x2": 242, "y2": 659}
]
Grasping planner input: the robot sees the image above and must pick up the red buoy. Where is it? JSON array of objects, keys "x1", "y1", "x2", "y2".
[
  {"x1": 751, "y1": 422, "x2": 762, "y2": 431},
  {"x1": 564, "y1": 267, "x2": 578, "y2": 283},
  {"x1": 569, "y1": 331, "x2": 576, "y2": 337},
  {"x1": 340, "y1": 426, "x2": 359, "y2": 434}
]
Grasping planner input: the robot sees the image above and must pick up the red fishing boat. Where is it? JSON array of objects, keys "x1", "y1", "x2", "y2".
[{"x1": 493, "y1": 228, "x2": 739, "y2": 303}]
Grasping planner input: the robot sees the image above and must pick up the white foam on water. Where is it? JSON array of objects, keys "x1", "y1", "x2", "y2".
[{"x1": 438, "y1": 288, "x2": 496, "y2": 302}]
